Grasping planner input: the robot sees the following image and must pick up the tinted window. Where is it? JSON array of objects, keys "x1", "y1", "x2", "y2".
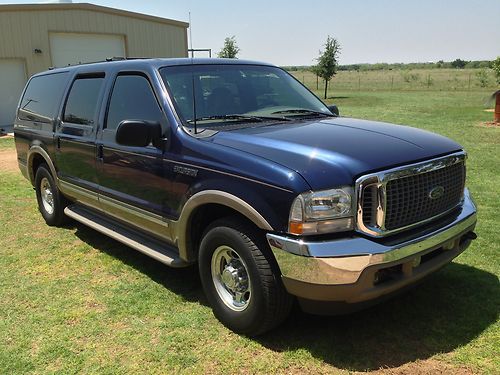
[
  {"x1": 63, "y1": 77, "x2": 104, "y2": 125},
  {"x1": 19, "y1": 72, "x2": 69, "y2": 123},
  {"x1": 106, "y1": 75, "x2": 163, "y2": 130},
  {"x1": 160, "y1": 65, "x2": 329, "y2": 129}
]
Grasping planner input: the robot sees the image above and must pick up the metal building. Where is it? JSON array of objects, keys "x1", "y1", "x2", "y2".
[{"x1": 0, "y1": 2, "x2": 188, "y2": 131}]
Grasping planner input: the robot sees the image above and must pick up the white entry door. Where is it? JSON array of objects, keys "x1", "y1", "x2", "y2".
[
  {"x1": 50, "y1": 32, "x2": 126, "y2": 67},
  {"x1": 0, "y1": 59, "x2": 26, "y2": 130}
]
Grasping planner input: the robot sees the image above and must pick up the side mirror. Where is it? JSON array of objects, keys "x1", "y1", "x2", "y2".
[
  {"x1": 328, "y1": 105, "x2": 339, "y2": 116},
  {"x1": 115, "y1": 120, "x2": 162, "y2": 147}
]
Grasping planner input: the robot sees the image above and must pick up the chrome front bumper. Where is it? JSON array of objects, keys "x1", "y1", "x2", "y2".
[{"x1": 266, "y1": 189, "x2": 477, "y2": 303}]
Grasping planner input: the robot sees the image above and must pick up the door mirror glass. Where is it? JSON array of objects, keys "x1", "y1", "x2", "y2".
[
  {"x1": 328, "y1": 105, "x2": 339, "y2": 116},
  {"x1": 115, "y1": 120, "x2": 161, "y2": 147}
]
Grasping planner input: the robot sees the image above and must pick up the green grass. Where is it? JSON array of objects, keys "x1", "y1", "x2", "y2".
[
  {"x1": 0, "y1": 136, "x2": 14, "y2": 150},
  {"x1": 291, "y1": 68, "x2": 499, "y2": 92},
  {"x1": 0, "y1": 90, "x2": 498, "y2": 374}
]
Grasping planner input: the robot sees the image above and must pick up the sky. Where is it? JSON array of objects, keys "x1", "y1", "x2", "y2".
[{"x1": 2, "y1": 0, "x2": 500, "y2": 66}]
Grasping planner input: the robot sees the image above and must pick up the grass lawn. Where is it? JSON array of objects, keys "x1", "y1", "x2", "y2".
[{"x1": 0, "y1": 89, "x2": 498, "y2": 374}]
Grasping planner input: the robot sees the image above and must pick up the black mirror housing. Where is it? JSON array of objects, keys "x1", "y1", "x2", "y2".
[
  {"x1": 328, "y1": 105, "x2": 339, "y2": 116},
  {"x1": 116, "y1": 120, "x2": 162, "y2": 147}
]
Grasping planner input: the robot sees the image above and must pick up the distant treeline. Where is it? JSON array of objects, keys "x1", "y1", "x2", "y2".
[{"x1": 284, "y1": 59, "x2": 493, "y2": 72}]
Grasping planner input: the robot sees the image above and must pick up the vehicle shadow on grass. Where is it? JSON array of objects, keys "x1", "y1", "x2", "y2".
[
  {"x1": 257, "y1": 263, "x2": 499, "y2": 371},
  {"x1": 72, "y1": 223, "x2": 208, "y2": 305},
  {"x1": 71, "y1": 223, "x2": 498, "y2": 371}
]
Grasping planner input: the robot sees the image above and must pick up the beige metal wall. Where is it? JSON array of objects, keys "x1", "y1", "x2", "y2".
[{"x1": 0, "y1": 5, "x2": 188, "y2": 77}]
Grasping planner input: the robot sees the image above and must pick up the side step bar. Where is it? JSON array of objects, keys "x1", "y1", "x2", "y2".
[{"x1": 64, "y1": 204, "x2": 190, "y2": 268}]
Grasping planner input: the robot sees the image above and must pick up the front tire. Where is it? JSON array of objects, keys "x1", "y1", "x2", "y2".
[
  {"x1": 199, "y1": 217, "x2": 292, "y2": 336},
  {"x1": 35, "y1": 164, "x2": 69, "y2": 226}
]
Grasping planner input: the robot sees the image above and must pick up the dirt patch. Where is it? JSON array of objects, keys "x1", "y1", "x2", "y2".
[
  {"x1": 479, "y1": 121, "x2": 500, "y2": 128},
  {"x1": 367, "y1": 358, "x2": 476, "y2": 375},
  {"x1": 0, "y1": 148, "x2": 19, "y2": 173}
]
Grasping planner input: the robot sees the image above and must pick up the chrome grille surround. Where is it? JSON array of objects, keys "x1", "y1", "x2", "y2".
[{"x1": 355, "y1": 151, "x2": 466, "y2": 237}]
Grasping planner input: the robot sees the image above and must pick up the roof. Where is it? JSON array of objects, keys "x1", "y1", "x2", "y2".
[
  {"x1": 0, "y1": 2, "x2": 188, "y2": 28},
  {"x1": 36, "y1": 58, "x2": 276, "y2": 76}
]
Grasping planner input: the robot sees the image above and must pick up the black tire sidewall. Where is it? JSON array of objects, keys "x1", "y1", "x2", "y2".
[
  {"x1": 35, "y1": 165, "x2": 64, "y2": 226},
  {"x1": 199, "y1": 224, "x2": 268, "y2": 334}
]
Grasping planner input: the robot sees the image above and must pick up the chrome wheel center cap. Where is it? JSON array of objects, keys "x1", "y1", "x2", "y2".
[{"x1": 221, "y1": 265, "x2": 239, "y2": 290}]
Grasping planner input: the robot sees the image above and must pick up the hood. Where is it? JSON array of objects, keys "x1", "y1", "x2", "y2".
[{"x1": 208, "y1": 117, "x2": 462, "y2": 190}]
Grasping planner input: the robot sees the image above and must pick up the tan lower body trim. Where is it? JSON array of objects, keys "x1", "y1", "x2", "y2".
[{"x1": 59, "y1": 180, "x2": 173, "y2": 243}]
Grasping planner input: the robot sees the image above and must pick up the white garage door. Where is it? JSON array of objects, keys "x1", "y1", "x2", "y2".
[
  {"x1": 0, "y1": 59, "x2": 26, "y2": 130},
  {"x1": 50, "y1": 32, "x2": 126, "y2": 67}
]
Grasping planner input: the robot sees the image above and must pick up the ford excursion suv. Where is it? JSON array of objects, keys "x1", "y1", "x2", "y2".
[{"x1": 14, "y1": 58, "x2": 477, "y2": 335}]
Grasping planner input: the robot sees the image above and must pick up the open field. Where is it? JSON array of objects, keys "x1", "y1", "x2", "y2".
[
  {"x1": 0, "y1": 89, "x2": 499, "y2": 374},
  {"x1": 290, "y1": 68, "x2": 498, "y2": 92}
]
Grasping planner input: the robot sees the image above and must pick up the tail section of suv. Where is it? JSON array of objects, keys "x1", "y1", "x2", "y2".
[{"x1": 14, "y1": 58, "x2": 477, "y2": 335}]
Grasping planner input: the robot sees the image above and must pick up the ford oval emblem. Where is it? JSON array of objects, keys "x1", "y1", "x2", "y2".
[{"x1": 429, "y1": 186, "x2": 445, "y2": 200}]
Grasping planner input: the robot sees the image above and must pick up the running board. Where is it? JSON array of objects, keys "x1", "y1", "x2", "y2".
[{"x1": 64, "y1": 204, "x2": 189, "y2": 268}]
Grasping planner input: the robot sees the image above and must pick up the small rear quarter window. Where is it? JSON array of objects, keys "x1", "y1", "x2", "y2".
[{"x1": 18, "y1": 72, "x2": 69, "y2": 123}]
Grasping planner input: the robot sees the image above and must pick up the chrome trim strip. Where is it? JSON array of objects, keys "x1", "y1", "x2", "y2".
[
  {"x1": 267, "y1": 189, "x2": 476, "y2": 285},
  {"x1": 102, "y1": 147, "x2": 160, "y2": 160},
  {"x1": 169, "y1": 159, "x2": 294, "y2": 193},
  {"x1": 355, "y1": 151, "x2": 466, "y2": 237}
]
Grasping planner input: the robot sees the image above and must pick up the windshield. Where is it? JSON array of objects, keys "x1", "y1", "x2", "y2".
[{"x1": 159, "y1": 64, "x2": 331, "y2": 133}]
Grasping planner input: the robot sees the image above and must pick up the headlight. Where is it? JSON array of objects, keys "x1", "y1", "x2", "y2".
[{"x1": 288, "y1": 187, "x2": 354, "y2": 235}]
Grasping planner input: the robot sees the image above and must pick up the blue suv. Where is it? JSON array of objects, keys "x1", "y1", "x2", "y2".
[{"x1": 14, "y1": 58, "x2": 477, "y2": 335}]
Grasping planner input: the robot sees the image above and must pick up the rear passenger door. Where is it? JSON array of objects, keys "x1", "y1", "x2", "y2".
[
  {"x1": 55, "y1": 74, "x2": 105, "y2": 209},
  {"x1": 96, "y1": 72, "x2": 172, "y2": 240}
]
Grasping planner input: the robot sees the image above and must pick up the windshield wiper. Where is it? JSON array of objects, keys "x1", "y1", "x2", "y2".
[
  {"x1": 271, "y1": 109, "x2": 336, "y2": 117},
  {"x1": 187, "y1": 114, "x2": 291, "y2": 124}
]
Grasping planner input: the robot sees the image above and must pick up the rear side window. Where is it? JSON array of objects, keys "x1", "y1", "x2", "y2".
[
  {"x1": 63, "y1": 77, "x2": 104, "y2": 125},
  {"x1": 106, "y1": 75, "x2": 163, "y2": 130},
  {"x1": 18, "y1": 72, "x2": 69, "y2": 123}
]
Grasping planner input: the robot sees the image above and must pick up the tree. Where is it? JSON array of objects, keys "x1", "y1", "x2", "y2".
[
  {"x1": 314, "y1": 36, "x2": 341, "y2": 99},
  {"x1": 451, "y1": 58, "x2": 467, "y2": 69},
  {"x1": 492, "y1": 56, "x2": 500, "y2": 84},
  {"x1": 475, "y1": 69, "x2": 489, "y2": 88},
  {"x1": 217, "y1": 36, "x2": 240, "y2": 59}
]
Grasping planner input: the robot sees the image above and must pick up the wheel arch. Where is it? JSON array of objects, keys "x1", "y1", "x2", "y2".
[
  {"x1": 176, "y1": 190, "x2": 274, "y2": 262},
  {"x1": 27, "y1": 146, "x2": 57, "y2": 186}
]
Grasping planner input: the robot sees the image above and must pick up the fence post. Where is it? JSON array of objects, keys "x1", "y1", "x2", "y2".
[
  {"x1": 358, "y1": 74, "x2": 361, "y2": 91},
  {"x1": 468, "y1": 73, "x2": 471, "y2": 90},
  {"x1": 391, "y1": 76, "x2": 394, "y2": 90}
]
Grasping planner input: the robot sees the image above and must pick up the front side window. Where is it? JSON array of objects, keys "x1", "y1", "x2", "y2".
[
  {"x1": 63, "y1": 76, "x2": 104, "y2": 125},
  {"x1": 159, "y1": 64, "x2": 331, "y2": 133},
  {"x1": 106, "y1": 75, "x2": 163, "y2": 130}
]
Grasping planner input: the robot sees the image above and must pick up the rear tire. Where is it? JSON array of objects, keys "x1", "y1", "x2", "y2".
[
  {"x1": 199, "y1": 217, "x2": 292, "y2": 336},
  {"x1": 35, "y1": 164, "x2": 69, "y2": 226}
]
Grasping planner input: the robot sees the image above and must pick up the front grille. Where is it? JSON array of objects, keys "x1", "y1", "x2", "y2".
[
  {"x1": 384, "y1": 162, "x2": 465, "y2": 230},
  {"x1": 362, "y1": 185, "x2": 377, "y2": 226},
  {"x1": 357, "y1": 153, "x2": 466, "y2": 236}
]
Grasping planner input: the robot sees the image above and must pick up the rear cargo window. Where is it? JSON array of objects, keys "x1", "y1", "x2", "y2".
[
  {"x1": 63, "y1": 77, "x2": 104, "y2": 126},
  {"x1": 18, "y1": 72, "x2": 69, "y2": 123}
]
